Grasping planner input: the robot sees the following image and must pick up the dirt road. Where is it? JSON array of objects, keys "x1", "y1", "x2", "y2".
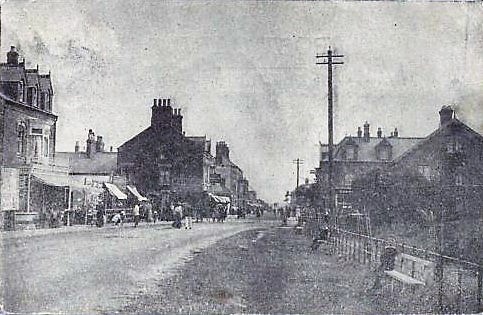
[
  {"x1": 1, "y1": 221, "x2": 265, "y2": 314},
  {"x1": 122, "y1": 226, "x2": 377, "y2": 314}
]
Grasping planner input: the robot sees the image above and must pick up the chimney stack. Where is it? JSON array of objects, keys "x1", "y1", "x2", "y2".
[
  {"x1": 7, "y1": 46, "x2": 19, "y2": 65},
  {"x1": 377, "y1": 127, "x2": 382, "y2": 138},
  {"x1": 96, "y1": 136, "x2": 105, "y2": 152},
  {"x1": 439, "y1": 106, "x2": 454, "y2": 126},
  {"x1": 393, "y1": 128, "x2": 399, "y2": 138},
  {"x1": 216, "y1": 141, "x2": 230, "y2": 165},
  {"x1": 86, "y1": 129, "x2": 96, "y2": 158},
  {"x1": 363, "y1": 121, "x2": 370, "y2": 142}
]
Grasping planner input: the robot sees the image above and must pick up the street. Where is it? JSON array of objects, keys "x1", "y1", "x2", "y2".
[
  {"x1": 122, "y1": 224, "x2": 378, "y2": 314},
  {"x1": 1, "y1": 219, "x2": 383, "y2": 314},
  {"x1": 0, "y1": 220, "x2": 268, "y2": 314}
]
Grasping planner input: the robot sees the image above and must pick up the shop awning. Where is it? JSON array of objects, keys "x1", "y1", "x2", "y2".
[
  {"x1": 126, "y1": 185, "x2": 148, "y2": 201},
  {"x1": 104, "y1": 183, "x2": 127, "y2": 200},
  {"x1": 208, "y1": 193, "x2": 230, "y2": 204},
  {"x1": 32, "y1": 173, "x2": 86, "y2": 190}
]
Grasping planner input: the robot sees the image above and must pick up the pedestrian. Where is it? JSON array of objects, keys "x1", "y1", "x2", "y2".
[
  {"x1": 112, "y1": 212, "x2": 121, "y2": 226},
  {"x1": 184, "y1": 205, "x2": 192, "y2": 230},
  {"x1": 120, "y1": 209, "x2": 126, "y2": 227},
  {"x1": 133, "y1": 203, "x2": 140, "y2": 227},
  {"x1": 172, "y1": 203, "x2": 183, "y2": 229}
]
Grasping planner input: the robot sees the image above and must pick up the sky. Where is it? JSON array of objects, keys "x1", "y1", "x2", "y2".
[{"x1": 2, "y1": 0, "x2": 483, "y2": 203}]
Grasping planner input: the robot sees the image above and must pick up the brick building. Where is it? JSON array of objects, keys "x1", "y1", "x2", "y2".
[
  {"x1": 118, "y1": 98, "x2": 256, "y2": 214},
  {"x1": 213, "y1": 141, "x2": 248, "y2": 211},
  {"x1": 0, "y1": 46, "x2": 69, "y2": 227},
  {"x1": 316, "y1": 121, "x2": 424, "y2": 215},
  {"x1": 316, "y1": 106, "x2": 483, "y2": 228},
  {"x1": 118, "y1": 98, "x2": 213, "y2": 209}
]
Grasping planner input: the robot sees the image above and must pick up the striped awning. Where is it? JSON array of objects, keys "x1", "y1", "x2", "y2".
[
  {"x1": 32, "y1": 173, "x2": 86, "y2": 190},
  {"x1": 208, "y1": 193, "x2": 230, "y2": 204},
  {"x1": 104, "y1": 183, "x2": 127, "y2": 200},
  {"x1": 126, "y1": 185, "x2": 148, "y2": 201}
]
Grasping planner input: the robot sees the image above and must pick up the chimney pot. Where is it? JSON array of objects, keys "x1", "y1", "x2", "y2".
[
  {"x1": 393, "y1": 127, "x2": 399, "y2": 138},
  {"x1": 439, "y1": 105, "x2": 454, "y2": 126},
  {"x1": 363, "y1": 122, "x2": 370, "y2": 141}
]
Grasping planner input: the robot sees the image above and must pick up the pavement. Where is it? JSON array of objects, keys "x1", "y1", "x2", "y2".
[{"x1": 0, "y1": 218, "x2": 272, "y2": 314}]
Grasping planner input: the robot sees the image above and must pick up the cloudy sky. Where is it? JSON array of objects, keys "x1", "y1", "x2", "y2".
[{"x1": 2, "y1": 1, "x2": 482, "y2": 202}]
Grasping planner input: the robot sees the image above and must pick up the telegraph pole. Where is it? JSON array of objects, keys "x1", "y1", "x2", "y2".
[
  {"x1": 293, "y1": 158, "x2": 304, "y2": 189},
  {"x1": 316, "y1": 46, "x2": 344, "y2": 227}
]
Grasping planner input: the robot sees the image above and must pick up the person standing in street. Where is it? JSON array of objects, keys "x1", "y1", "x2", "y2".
[
  {"x1": 184, "y1": 204, "x2": 193, "y2": 229},
  {"x1": 133, "y1": 203, "x2": 140, "y2": 227}
]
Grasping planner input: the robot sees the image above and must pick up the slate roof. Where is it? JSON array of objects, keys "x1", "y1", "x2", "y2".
[
  {"x1": 394, "y1": 118, "x2": 483, "y2": 163},
  {"x1": 328, "y1": 136, "x2": 424, "y2": 162},
  {"x1": 55, "y1": 152, "x2": 118, "y2": 175},
  {"x1": 0, "y1": 65, "x2": 25, "y2": 82},
  {"x1": 0, "y1": 92, "x2": 57, "y2": 117}
]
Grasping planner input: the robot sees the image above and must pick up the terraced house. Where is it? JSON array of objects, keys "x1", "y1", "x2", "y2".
[{"x1": 0, "y1": 46, "x2": 69, "y2": 228}]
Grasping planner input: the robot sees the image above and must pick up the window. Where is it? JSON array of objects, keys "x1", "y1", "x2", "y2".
[
  {"x1": 446, "y1": 137, "x2": 463, "y2": 154},
  {"x1": 27, "y1": 87, "x2": 36, "y2": 106},
  {"x1": 379, "y1": 148, "x2": 390, "y2": 161},
  {"x1": 346, "y1": 146, "x2": 356, "y2": 160},
  {"x1": 159, "y1": 170, "x2": 170, "y2": 185},
  {"x1": 40, "y1": 92, "x2": 46, "y2": 110},
  {"x1": 418, "y1": 165, "x2": 431, "y2": 180},
  {"x1": 43, "y1": 136, "x2": 49, "y2": 157},
  {"x1": 19, "y1": 81, "x2": 24, "y2": 102},
  {"x1": 455, "y1": 168, "x2": 463, "y2": 186},
  {"x1": 34, "y1": 138, "x2": 40, "y2": 158},
  {"x1": 31, "y1": 128, "x2": 43, "y2": 135},
  {"x1": 17, "y1": 122, "x2": 26, "y2": 157},
  {"x1": 343, "y1": 174, "x2": 354, "y2": 187}
]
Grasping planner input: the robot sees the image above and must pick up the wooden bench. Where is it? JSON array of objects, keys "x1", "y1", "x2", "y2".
[{"x1": 384, "y1": 253, "x2": 435, "y2": 292}]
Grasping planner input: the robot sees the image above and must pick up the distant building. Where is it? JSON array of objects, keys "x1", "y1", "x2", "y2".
[
  {"x1": 56, "y1": 130, "x2": 126, "y2": 215},
  {"x1": 117, "y1": 98, "x2": 257, "y2": 213},
  {"x1": 0, "y1": 46, "x2": 68, "y2": 227},
  {"x1": 56, "y1": 130, "x2": 118, "y2": 186},
  {"x1": 213, "y1": 141, "x2": 246, "y2": 209},
  {"x1": 316, "y1": 106, "x2": 483, "y2": 223},
  {"x1": 316, "y1": 121, "x2": 424, "y2": 214},
  {"x1": 118, "y1": 98, "x2": 213, "y2": 209}
]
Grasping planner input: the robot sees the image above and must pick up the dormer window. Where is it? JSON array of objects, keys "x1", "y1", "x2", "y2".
[
  {"x1": 27, "y1": 87, "x2": 37, "y2": 106},
  {"x1": 343, "y1": 137, "x2": 358, "y2": 161},
  {"x1": 346, "y1": 146, "x2": 356, "y2": 160},
  {"x1": 379, "y1": 148, "x2": 390, "y2": 160},
  {"x1": 376, "y1": 138, "x2": 392, "y2": 161}
]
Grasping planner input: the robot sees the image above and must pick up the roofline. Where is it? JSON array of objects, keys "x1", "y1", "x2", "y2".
[
  {"x1": 1, "y1": 93, "x2": 57, "y2": 118},
  {"x1": 393, "y1": 118, "x2": 483, "y2": 164}
]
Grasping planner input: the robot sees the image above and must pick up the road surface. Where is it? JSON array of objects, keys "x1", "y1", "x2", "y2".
[{"x1": 0, "y1": 220, "x2": 265, "y2": 314}]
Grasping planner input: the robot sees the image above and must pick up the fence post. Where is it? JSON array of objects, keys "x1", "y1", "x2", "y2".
[
  {"x1": 352, "y1": 237, "x2": 356, "y2": 261},
  {"x1": 374, "y1": 241, "x2": 379, "y2": 266},
  {"x1": 478, "y1": 267, "x2": 482, "y2": 311},
  {"x1": 457, "y1": 268, "x2": 462, "y2": 313},
  {"x1": 344, "y1": 234, "x2": 348, "y2": 260}
]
